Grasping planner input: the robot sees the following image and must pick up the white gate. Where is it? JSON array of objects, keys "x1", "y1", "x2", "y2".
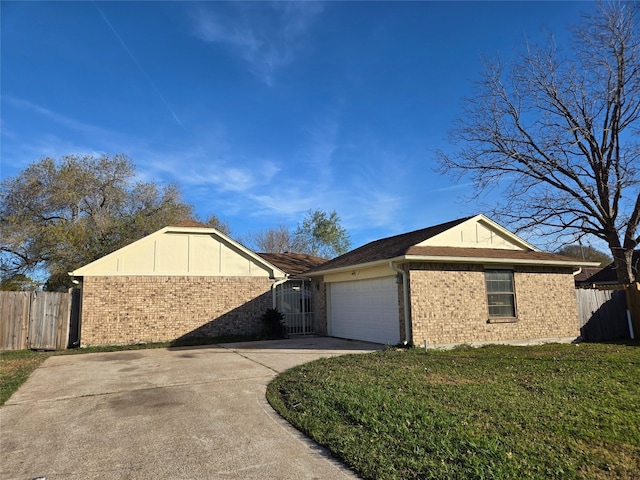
[{"x1": 275, "y1": 280, "x2": 314, "y2": 335}]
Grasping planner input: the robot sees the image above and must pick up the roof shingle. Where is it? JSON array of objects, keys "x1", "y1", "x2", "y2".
[
  {"x1": 258, "y1": 252, "x2": 327, "y2": 277},
  {"x1": 305, "y1": 216, "x2": 588, "y2": 274},
  {"x1": 305, "y1": 217, "x2": 472, "y2": 273},
  {"x1": 170, "y1": 219, "x2": 210, "y2": 228}
]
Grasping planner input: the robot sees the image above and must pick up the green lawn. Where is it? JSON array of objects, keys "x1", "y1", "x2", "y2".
[
  {"x1": 0, "y1": 349, "x2": 53, "y2": 405},
  {"x1": 267, "y1": 342, "x2": 640, "y2": 480}
]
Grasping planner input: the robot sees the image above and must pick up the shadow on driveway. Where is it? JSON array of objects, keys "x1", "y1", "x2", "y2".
[{"x1": 1, "y1": 337, "x2": 378, "y2": 480}]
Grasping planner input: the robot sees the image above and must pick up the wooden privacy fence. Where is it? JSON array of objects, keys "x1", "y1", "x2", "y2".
[
  {"x1": 627, "y1": 283, "x2": 640, "y2": 337},
  {"x1": 0, "y1": 291, "x2": 72, "y2": 351},
  {"x1": 576, "y1": 283, "x2": 640, "y2": 342}
]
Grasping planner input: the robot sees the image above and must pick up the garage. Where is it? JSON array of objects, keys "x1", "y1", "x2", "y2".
[{"x1": 329, "y1": 276, "x2": 400, "y2": 344}]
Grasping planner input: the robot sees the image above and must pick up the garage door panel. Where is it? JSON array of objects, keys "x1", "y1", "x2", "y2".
[{"x1": 329, "y1": 277, "x2": 400, "y2": 345}]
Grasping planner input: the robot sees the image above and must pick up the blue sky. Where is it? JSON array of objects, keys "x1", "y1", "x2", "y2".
[{"x1": 1, "y1": 1, "x2": 590, "y2": 249}]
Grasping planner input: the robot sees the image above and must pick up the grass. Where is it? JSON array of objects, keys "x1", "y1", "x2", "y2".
[
  {"x1": 0, "y1": 334, "x2": 257, "y2": 406},
  {"x1": 267, "y1": 342, "x2": 640, "y2": 480},
  {"x1": 0, "y1": 349, "x2": 54, "y2": 405}
]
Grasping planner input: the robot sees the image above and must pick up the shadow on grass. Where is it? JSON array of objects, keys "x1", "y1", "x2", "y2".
[{"x1": 584, "y1": 338, "x2": 640, "y2": 347}]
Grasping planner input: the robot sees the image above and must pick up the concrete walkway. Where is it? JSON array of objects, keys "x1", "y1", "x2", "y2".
[{"x1": 1, "y1": 337, "x2": 382, "y2": 480}]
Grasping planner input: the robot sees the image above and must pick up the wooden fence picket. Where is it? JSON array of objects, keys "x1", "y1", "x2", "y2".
[{"x1": 0, "y1": 291, "x2": 73, "y2": 351}]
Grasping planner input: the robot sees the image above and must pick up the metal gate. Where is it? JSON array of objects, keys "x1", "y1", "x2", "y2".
[{"x1": 275, "y1": 280, "x2": 314, "y2": 335}]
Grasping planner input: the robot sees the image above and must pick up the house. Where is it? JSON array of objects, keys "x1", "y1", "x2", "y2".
[
  {"x1": 581, "y1": 250, "x2": 639, "y2": 287},
  {"x1": 70, "y1": 222, "x2": 322, "y2": 346},
  {"x1": 573, "y1": 267, "x2": 604, "y2": 288},
  {"x1": 305, "y1": 215, "x2": 598, "y2": 347},
  {"x1": 71, "y1": 215, "x2": 598, "y2": 348}
]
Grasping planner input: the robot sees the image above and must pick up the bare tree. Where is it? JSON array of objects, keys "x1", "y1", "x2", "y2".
[
  {"x1": 245, "y1": 224, "x2": 304, "y2": 254},
  {"x1": 438, "y1": 2, "x2": 640, "y2": 283},
  {"x1": 204, "y1": 213, "x2": 231, "y2": 236}
]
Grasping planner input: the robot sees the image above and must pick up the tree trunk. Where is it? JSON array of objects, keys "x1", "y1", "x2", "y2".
[{"x1": 611, "y1": 248, "x2": 635, "y2": 284}]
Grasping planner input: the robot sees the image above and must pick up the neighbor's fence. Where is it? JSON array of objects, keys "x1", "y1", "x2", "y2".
[
  {"x1": 576, "y1": 283, "x2": 640, "y2": 341},
  {"x1": 0, "y1": 291, "x2": 73, "y2": 350},
  {"x1": 626, "y1": 283, "x2": 640, "y2": 337}
]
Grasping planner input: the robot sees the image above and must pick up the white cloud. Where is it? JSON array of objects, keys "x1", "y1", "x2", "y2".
[
  {"x1": 4, "y1": 96, "x2": 114, "y2": 140},
  {"x1": 1, "y1": 94, "x2": 413, "y2": 244},
  {"x1": 134, "y1": 145, "x2": 281, "y2": 196},
  {"x1": 192, "y1": 2, "x2": 324, "y2": 86}
]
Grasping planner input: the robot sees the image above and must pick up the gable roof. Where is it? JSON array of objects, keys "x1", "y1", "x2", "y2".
[
  {"x1": 583, "y1": 250, "x2": 640, "y2": 285},
  {"x1": 258, "y1": 253, "x2": 327, "y2": 277},
  {"x1": 307, "y1": 217, "x2": 472, "y2": 273},
  {"x1": 306, "y1": 215, "x2": 598, "y2": 275},
  {"x1": 70, "y1": 224, "x2": 287, "y2": 278}
]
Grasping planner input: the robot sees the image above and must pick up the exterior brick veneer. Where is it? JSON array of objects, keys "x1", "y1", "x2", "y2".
[
  {"x1": 311, "y1": 280, "x2": 328, "y2": 335},
  {"x1": 80, "y1": 276, "x2": 273, "y2": 346},
  {"x1": 408, "y1": 263, "x2": 580, "y2": 346}
]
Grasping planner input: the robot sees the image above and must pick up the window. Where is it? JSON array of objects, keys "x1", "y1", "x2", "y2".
[{"x1": 485, "y1": 270, "x2": 516, "y2": 319}]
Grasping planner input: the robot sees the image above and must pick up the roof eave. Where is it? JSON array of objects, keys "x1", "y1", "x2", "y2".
[
  {"x1": 305, "y1": 254, "x2": 599, "y2": 276},
  {"x1": 403, "y1": 254, "x2": 600, "y2": 268},
  {"x1": 306, "y1": 258, "x2": 399, "y2": 277}
]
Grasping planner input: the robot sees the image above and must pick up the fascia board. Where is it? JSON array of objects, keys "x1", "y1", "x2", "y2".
[
  {"x1": 305, "y1": 259, "x2": 397, "y2": 277},
  {"x1": 402, "y1": 254, "x2": 601, "y2": 268},
  {"x1": 204, "y1": 229, "x2": 287, "y2": 278},
  {"x1": 306, "y1": 254, "x2": 600, "y2": 278}
]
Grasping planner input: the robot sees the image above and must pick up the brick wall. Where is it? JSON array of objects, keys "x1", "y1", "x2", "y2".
[
  {"x1": 408, "y1": 263, "x2": 580, "y2": 346},
  {"x1": 311, "y1": 279, "x2": 327, "y2": 335},
  {"x1": 80, "y1": 276, "x2": 273, "y2": 346}
]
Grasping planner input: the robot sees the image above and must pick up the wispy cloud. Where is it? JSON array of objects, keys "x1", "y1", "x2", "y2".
[
  {"x1": 3, "y1": 94, "x2": 408, "y2": 243},
  {"x1": 192, "y1": 2, "x2": 324, "y2": 86},
  {"x1": 92, "y1": 1, "x2": 184, "y2": 129},
  {"x1": 4, "y1": 96, "x2": 114, "y2": 140},
  {"x1": 432, "y1": 182, "x2": 474, "y2": 192},
  {"x1": 135, "y1": 145, "x2": 281, "y2": 196}
]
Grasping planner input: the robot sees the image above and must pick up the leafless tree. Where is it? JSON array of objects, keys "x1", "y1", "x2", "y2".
[
  {"x1": 438, "y1": 2, "x2": 640, "y2": 283},
  {"x1": 245, "y1": 224, "x2": 304, "y2": 254},
  {"x1": 204, "y1": 214, "x2": 231, "y2": 236}
]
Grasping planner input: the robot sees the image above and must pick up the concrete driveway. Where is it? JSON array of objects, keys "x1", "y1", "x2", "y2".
[{"x1": 1, "y1": 337, "x2": 382, "y2": 480}]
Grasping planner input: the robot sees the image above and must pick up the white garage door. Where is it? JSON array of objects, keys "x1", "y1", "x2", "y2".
[{"x1": 329, "y1": 277, "x2": 400, "y2": 345}]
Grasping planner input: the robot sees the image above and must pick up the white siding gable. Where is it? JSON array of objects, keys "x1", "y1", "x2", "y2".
[
  {"x1": 416, "y1": 215, "x2": 538, "y2": 251},
  {"x1": 71, "y1": 227, "x2": 285, "y2": 278}
]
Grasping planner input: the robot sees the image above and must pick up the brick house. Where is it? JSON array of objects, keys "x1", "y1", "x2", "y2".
[
  {"x1": 70, "y1": 222, "x2": 324, "y2": 346},
  {"x1": 305, "y1": 215, "x2": 597, "y2": 347}
]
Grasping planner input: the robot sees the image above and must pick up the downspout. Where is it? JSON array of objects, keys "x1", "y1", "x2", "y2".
[
  {"x1": 271, "y1": 275, "x2": 289, "y2": 310},
  {"x1": 390, "y1": 261, "x2": 411, "y2": 346}
]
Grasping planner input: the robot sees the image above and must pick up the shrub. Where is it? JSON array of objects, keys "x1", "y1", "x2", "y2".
[{"x1": 262, "y1": 308, "x2": 287, "y2": 339}]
